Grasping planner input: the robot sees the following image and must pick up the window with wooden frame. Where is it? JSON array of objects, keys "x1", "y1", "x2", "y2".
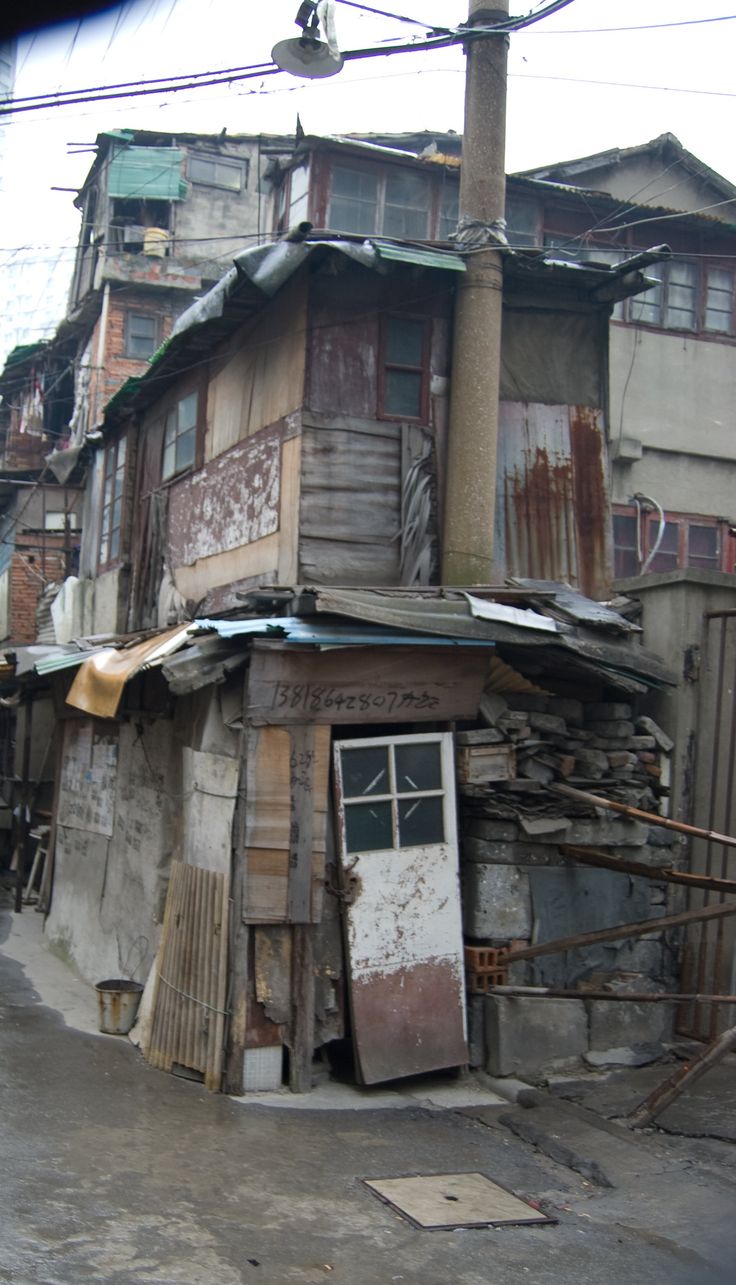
[
  {"x1": 124, "y1": 310, "x2": 159, "y2": 359},
  {"x1": 613, "y1": 505, "x2": 733, "y2": 578},
  {"x1": 187, "y1": 152, "x2": 248, "y2": 192},
  {"x1": 98, "y1": 435, "x2": 127, "y2": 569},
  {"x1": 378, "y1": 315, "x2": 430, "y2": 423},
  {"x1": 162, "y1": 390, "x2": 198, "y2": 481},
  {"x1": 328, "y1": 162, "x2": 431, "y2": 240},
  {"x1": 624, "y1": 257, "x2": 735, "y2": 337},
  {"x1": 704, "y1": 265, "x2": 736, "y2": 334}
]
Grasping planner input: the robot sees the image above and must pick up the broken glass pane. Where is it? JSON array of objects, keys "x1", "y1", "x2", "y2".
[
  {"x1": 340, "y1": 745, "x2": 389, "y2": 798},
  {"x1": 395, "y1": 742, "x2": 442, "y2": 793},
  {"x1": 344, "y1": 800, "x2": 393, "y2": 853},
  {"x1": 398, "y1": 796, "x2": 444, "y2": 847}
]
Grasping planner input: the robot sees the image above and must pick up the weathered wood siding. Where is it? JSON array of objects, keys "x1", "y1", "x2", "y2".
[
  {"x1": 300, "y1": 418, "x2": 401, "y2": 584},
  {"x1": 205, "y1": 275, "x2": 307, "y2": 460},
  {"x1": 302, "y1": 263, "x2": 451, "y2": 585}
]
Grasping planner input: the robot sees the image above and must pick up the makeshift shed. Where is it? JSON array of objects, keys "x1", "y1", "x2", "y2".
[{"x1": 32, "y1": 583, "x2": 678, "y2": 1093}]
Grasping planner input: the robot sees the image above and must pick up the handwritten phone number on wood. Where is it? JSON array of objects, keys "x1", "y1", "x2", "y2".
[{"x1": 272, "y1": 683, "x2": 441, "y2": 716}]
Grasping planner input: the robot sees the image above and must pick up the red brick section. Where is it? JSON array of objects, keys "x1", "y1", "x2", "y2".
[
  {"x1": 89, "y1": 288, "x2": 190, "y2": 425},
  {"x1": 9, "y1": 532, "x2": 68, "y2": 643}
]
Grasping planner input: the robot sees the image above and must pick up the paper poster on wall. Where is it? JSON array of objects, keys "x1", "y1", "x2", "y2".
[{"x1": 58, "y1": 719, "x2": 119, "y2": 837}]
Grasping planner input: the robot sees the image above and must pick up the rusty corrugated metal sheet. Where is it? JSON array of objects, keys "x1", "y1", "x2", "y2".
[{"x1": 496, "y1": 402, "x2": 612, "y2": 599}]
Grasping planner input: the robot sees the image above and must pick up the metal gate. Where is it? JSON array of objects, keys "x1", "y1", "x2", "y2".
[{"x1": 680, "y1": 609, "x2": 736, "y2": 1039}]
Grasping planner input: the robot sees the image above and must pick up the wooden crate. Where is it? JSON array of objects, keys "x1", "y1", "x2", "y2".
[{"x1": 456, "y1": 742, "x2": 516, "y2": 785}]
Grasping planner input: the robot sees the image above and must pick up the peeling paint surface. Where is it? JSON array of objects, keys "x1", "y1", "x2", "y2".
[
  {"x1": 334, "y1": 732, "x2": 466, "y2": 1084},
  {"x1": 168, "y1": 425, "x2": 282, "y2": 568}
]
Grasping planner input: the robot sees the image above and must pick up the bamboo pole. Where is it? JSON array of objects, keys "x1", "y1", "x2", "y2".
[
  {"x1": 503, "y1": 899, "x2": 736, "y2": 965},
  {"x1": 628, "y1": 1023, "x2": 736, "y2": 1128},
  {"x1": 551, "y1": 782, "x2": 736, "y2": 850}
]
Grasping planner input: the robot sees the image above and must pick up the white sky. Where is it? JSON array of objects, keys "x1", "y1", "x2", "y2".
[{"x1": 1, "y1": 0, "x2": 735, "y2": 353}]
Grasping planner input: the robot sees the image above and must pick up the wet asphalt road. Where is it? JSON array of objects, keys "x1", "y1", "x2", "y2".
[{"x1": 2, "y1": 903, "x2": 736, "y2": 1285}]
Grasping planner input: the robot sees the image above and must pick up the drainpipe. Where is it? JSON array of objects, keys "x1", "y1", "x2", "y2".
[
  {"x1": 14, "y1": 695, "x2": 33, "y2": 914},
  {"x1": 442, "y1": 2, "x2": 509, "y2": 585},
  {"x1": 92, "y1": 281, "x2": 110, "y2": 429}
]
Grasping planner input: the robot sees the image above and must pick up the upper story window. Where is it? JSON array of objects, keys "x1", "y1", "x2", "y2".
[
  {"x1": 507, "y1": 195, "x2": 540, "y2": 249},
  {"x1": 613, "y1": 506, "x2": 732, "y2": 578},
  {"x1": 704, "y1": 266, "x2": 735, "y2": 333},
  {"x1": 438, "y1": 185, "x2": 458, "y2": 240},
  {"x1": 328, "y1": 163, "x2": 431, "y2": 239},
  {"x1": 125, "y1": 311, "x2": 159, "y2": 359},
  {"x1": 99, "y1": 436, "x2": 127, "y2": 569},
  {"x1": 188, "y1": 152, "x2": 248, "y2": 192},
  {"x1": 630, "y1": 261, "x2": 697, "y2": 331},
  {"x1": 379, "y1": 316, "x2": 430, "y2": 422},
  {"x1": 162, "y1": 392, "x2": 198, "y2": 481}
]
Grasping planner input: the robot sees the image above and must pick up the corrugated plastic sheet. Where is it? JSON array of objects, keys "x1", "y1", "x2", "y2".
[
  {"x1": 107, "y1": 146, "x2": 186, "y2": 201},
  {"x1": 372, "y1": 241, "x2": 466, "y2": 272},
  {"x1": 194, "y1": 616, "x2": 492, "y2": 647}
]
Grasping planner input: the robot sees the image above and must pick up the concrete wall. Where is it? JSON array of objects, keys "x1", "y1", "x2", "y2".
[
  {"x1": 616, "y1": 570, "x2": 736, "y2": 823},
  {"x1": 609, "y1": 324, "x2": 736, "y2": 467},
  {"x1": 173, "y1": 140, "x2": 276, "y2": 267},
  {"x1": 575, "y1": 156, "x2": 732, "y2": 220},
  {"x1": 46, "y1": 704, "x2": 240, "y2": 986}
]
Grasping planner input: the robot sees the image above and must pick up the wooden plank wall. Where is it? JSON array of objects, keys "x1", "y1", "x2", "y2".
[
  {"x1": 144, "y1": 860, "x2": 230, "y2": 1091},
  {"x1": 242, "y1": 723, "x2": 331, "y2": 924}
]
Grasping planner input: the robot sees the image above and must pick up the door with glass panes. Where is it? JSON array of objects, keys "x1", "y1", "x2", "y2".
[{"x1": 334, "y1": 732, "x2": 467, "y2": 1084}]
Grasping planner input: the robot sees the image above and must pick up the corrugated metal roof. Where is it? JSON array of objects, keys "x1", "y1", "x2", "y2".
[{"x1": 309, "y1": 589, "x2": 552, "y2": 647}]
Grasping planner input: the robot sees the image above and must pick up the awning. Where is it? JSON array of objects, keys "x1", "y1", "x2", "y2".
[
  {"x1": 372, "y1": 240, "x2": 466, "y2": 272},
  {"x1": 107, "y1": 146, "x2": 186, "y2": 201}
]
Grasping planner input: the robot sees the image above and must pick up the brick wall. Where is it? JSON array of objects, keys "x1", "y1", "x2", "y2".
[
  {"x1": 9, "y1": 532, "x2": 68, "y2": 643},
  {"x1": 90, "y1": 288, "x2": 192, "y2": 425}
]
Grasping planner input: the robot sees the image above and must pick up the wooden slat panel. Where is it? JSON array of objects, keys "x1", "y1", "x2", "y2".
[
  {"x1": 299, "y1": 425, "x2": 401, "y2": 584},
  {"x1": 247, "y1": 645, "x2": 488, "y2": 727},
  {"x1": 243, "y1": 724, "x2": 331, "y2": 924},
  {"x1": 142, "y1": 861, "x2": 230, "y2": 1091}
]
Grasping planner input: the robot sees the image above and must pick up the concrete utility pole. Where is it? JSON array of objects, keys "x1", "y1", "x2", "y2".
[{"x1": 442, "y1": 1, "x2": 509, "y2": 585}]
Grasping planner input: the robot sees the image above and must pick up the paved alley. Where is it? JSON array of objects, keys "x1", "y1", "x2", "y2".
[{"x1": 1, "y1": 903, "x2": 735, "y2": 1285}]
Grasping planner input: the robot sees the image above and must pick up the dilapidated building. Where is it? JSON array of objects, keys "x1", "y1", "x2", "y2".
[{"x1": 7, "y1": 229, "x2": 692, "y2": 1095}]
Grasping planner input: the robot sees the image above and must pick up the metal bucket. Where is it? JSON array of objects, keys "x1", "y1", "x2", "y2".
[{"x1": 95, "y1": 979, "x2": 144, "y2": 1035}]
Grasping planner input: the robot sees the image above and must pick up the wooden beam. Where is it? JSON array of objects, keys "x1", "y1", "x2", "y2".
[
  {"x1": 289, "y1": 923, "x2": 315, "y2": 1094},
  {"x1": 628, "y1": 1023, "x2": 736, "y2": 1128},
  {"x1": 559, "y1": 843, "x2": 736, "y2": 896},
  {"x1": 503, "y1": 899, "x2": 736, "y2": 965},
  {"x1": 286, "y1": 724, "x2": 316, "y2": 923},
  {"x1": 551, "y1": 782, "x2": 736, "y2": 850},
  {"x1": 487, "y1": 985, "x2": 736, "y2": 1004},
  {"x1": 223, "y1": 684, "x2": 251, "y2": 1095}
]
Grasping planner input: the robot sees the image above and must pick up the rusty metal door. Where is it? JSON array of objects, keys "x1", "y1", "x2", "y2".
[
  {"x1": 680, "y1": 610, "x2": 736, "y2": 1039},
  {"x1": 334, "y1": 732, "x2": 467, "y2": 1084}
]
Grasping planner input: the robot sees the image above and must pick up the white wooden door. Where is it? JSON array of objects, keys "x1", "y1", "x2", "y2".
[{"x1": 334, "y1": 732, "x2": 467, "y2": 1084}]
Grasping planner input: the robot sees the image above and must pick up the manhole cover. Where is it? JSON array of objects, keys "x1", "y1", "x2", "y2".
[{"x1": 363, "y1": 1172, "x2": 554, "y2": 1229}]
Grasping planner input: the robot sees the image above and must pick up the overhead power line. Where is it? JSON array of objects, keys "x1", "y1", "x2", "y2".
[{"x1": 0, "y1": 0, "x2": 576, "y2": 119}]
